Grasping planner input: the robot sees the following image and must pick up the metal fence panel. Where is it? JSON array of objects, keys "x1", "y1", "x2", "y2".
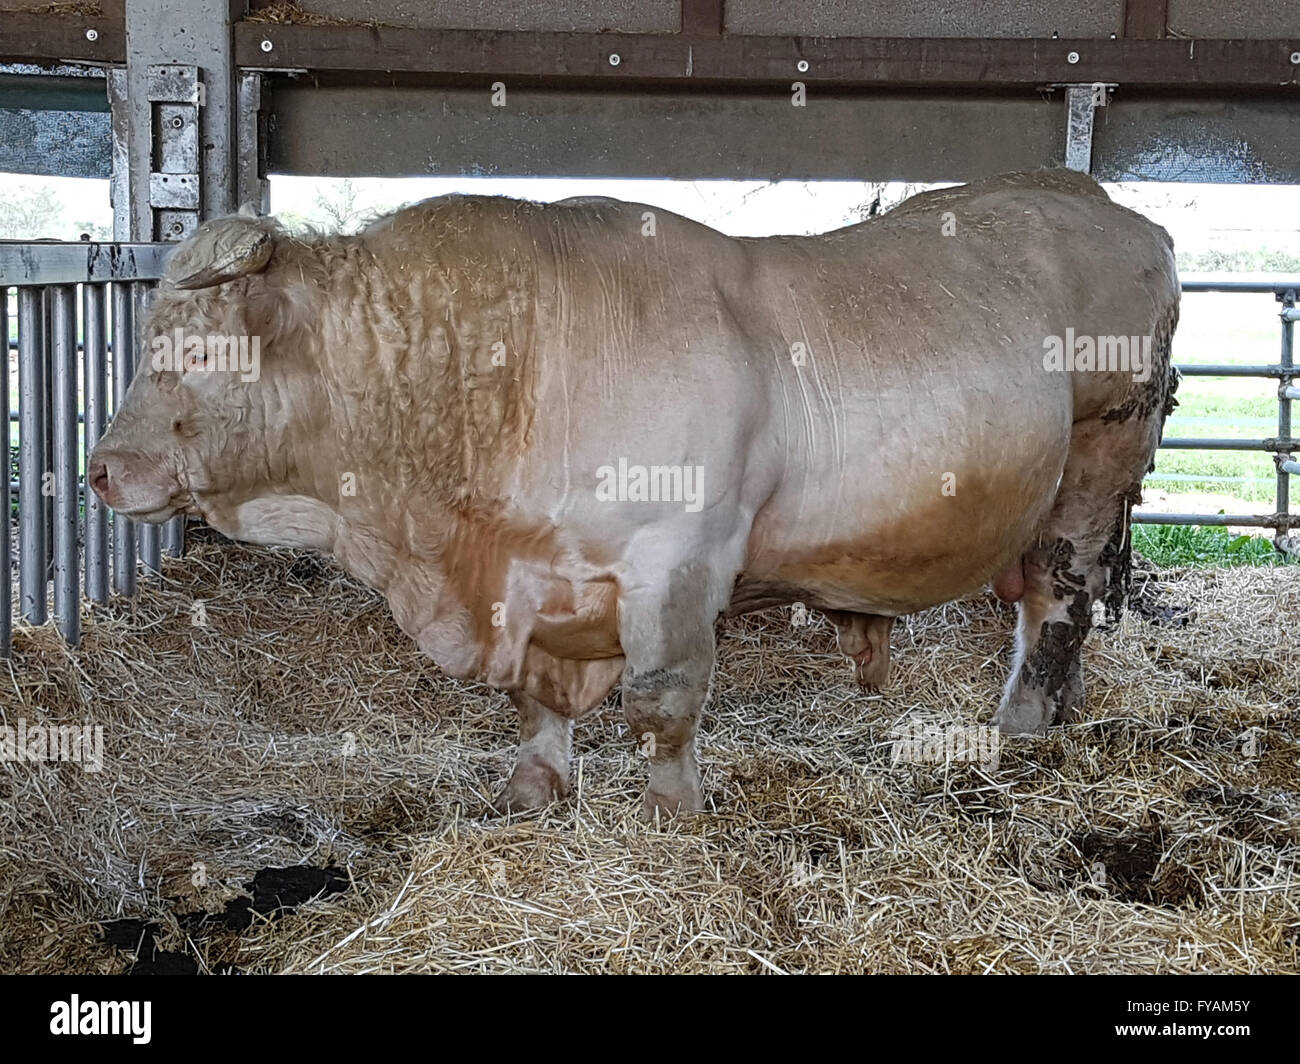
[
  {"x1": 1132, "y1": 276, "x2": 1297, "y2": 551},
  {"x1": 1, "y1": 289, "x2": 9, "y2": 656},
  {"x1": 1, "y1": 241, "x2": 172, "y2": 653}
]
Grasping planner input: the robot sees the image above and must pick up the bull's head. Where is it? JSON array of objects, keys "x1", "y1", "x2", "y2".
[{"x1": 89, "y1": 209, "x2": 326, "y2": 531}]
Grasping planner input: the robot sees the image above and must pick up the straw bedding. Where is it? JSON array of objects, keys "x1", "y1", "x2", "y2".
[{"x1": 1, "y1": 533, "x2": 1296, "y2": 973}]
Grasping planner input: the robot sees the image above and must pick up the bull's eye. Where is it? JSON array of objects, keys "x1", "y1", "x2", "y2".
[
  {"x1": 172, "y1": 418, "x2": 185, "y2": 435},
  {"x1": 184, "y1": 348, "x2": 209, "y2": 373}
]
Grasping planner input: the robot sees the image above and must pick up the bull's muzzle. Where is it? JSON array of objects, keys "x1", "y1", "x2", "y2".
[
  {"x1": 87, "y1": 457, "x2": 111, "y2": 504},
  {"x1": 87, "y1": 449, "x2": 176, "y2": 521}
]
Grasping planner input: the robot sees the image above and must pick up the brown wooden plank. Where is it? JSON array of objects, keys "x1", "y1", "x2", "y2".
[
  {"x1": 1123, "y1": 0, "x2": 1169, "y2": 40},
  {"x1": 234, "y1": 24, "x2": 1300, "y2": 91},
  {"x1": 0, "y1": 12, "x2": 125, "y2": 64},
  {"x1": 681, "y1": 0, "x2": 723, "y2": 37}
]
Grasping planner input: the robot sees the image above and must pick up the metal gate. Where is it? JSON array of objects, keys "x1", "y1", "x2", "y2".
[
  {"x1": 1, "y1": 239, "x2": 177, "y2": 655},
  {"x1": 1, "y1": 243, "x2": 1296, "y2": 656},
  {"x1": 1132, "y1": 276, "x2": 1297, "y2": 550}
]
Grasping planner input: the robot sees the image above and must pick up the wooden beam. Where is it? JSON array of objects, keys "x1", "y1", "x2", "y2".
[
  {"x1": 1123, "y1": 0, "x2": 1169, "y2": 40},
  {"x1": 0, "y1": 13, "x2": 126, "y2": 64},
  {"x1": 234, "y1": 25, "x2": 1300, "y2": 92},
  {"x1": 681, "y1": 0, "x2": 724, "y2": 37}
]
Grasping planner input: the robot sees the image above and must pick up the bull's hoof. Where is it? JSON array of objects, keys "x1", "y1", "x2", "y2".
[
  {"x1": 1056, "y1": 668, "x2": 1085, "y2": 725},
  {"x1": 997, "y1": 664, "x2": 1087, "y2": 734},
  {"x1": 993, "y1": 698, "x2": 1051, "y2": 736},
  {"x1": 640, "y1": 785, "x2": 704, "y2": 821},
  {"x1": 493, "y1": 757, "x2": 569, "y2": 813}
]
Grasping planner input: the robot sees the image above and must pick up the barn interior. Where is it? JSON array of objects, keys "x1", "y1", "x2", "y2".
[{"x1": 0, "y1": 0, "x2": 1297, "y2": 974}]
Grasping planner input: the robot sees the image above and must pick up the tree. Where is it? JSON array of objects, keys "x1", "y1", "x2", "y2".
[
  {"x1": 0, "y1": 182, "x2": 64, "y2": 239},
  {"x1": 71, "y1": 217, "x2": 113, "y2": 241},
  {"x1": 308, "y1": 179, "x2": 395, "y2": 234}
]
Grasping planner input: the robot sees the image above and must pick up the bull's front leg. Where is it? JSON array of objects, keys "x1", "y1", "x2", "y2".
[
  {"x1": 494, "y1": 690, "x2": 572, "y2": 812},
  {"x1": 619, "y1": 566, "x2": 723, "y2": 818},
  {"x1": 622, "y1": 663, "x2": 709, "y2": 818}
]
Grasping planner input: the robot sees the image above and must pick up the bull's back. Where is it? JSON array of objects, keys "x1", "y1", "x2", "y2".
[
  {"x1": 482, "y1": 176, "x2": 1173, "y2": 616},
  {"x1": 727, "y1": 171, "x2": 1177, "y2": 614}
]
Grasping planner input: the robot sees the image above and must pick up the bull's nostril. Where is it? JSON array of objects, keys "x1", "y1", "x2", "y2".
[{"x1": 89, "y1": 459, "x2": 109, "y2": 498}]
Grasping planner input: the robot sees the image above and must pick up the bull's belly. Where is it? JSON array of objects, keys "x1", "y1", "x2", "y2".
[{"x1": 732, "y1": 466, "x2": 1060, "y2": 617}]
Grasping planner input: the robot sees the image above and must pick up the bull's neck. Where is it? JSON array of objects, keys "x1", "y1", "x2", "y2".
[
  {"x1": 223, "y1": 222, "x2": 540, "y2": 598},
  {"x1": 309, "y1": 229, "x2": 540, "y2": 534}
]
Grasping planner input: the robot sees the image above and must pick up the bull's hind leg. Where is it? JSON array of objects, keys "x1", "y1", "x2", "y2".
[
  {"x1": 994, "y1": 417, "x2": 1153, "y2": 735},
  {"x1": 494, "y1": 691, "x2": 572, "y2": 812}
]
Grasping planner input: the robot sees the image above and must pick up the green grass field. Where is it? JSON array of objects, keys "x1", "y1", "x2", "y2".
[
  {"x1": 1153, "y1": 290, "x2": 1289, "y2": 505},
  {"x1": 1132, "y1": 523, "x2": 1295, "y2": 567}
]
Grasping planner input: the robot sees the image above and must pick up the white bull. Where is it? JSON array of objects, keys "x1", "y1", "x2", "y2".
[{"x1": 90, "y1": 169, "x2": 1179, "y2": 816}]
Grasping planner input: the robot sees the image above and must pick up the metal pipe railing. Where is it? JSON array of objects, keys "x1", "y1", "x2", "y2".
[
  {"x1": 83, "y1": 283, "x2": 110, "y2": 604},
  {"x1": 2, "y1": 240, "x2": 173, "y2": 653},
  {"x1": 109, "y1": 280, "x2": 138, "y2": 598},
  {"x1": 1133, "y1": 276, "x2": 1297, "y2": 552},
  {"x1": 1278, "y1": 287, "x2": 1293, "y2": 533},
  {"x1": 133, "y1": 282, "x2": 164, "y2": 579},
  {"x1": 50, "y1": 284, "x2": 80, "y2": 644}
]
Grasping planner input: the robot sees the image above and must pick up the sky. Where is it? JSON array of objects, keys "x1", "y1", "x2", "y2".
[{"x1": 2, "y1": 171, "x2": 1300, "y2": 255}]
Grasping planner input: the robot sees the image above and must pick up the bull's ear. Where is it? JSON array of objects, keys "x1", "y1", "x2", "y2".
[
  {"x1": 237, "y1": 201, "x2": 261, "y2": 219},
  {"x1": 166, "y1": 215, "x2": 276, "y2": 291}
]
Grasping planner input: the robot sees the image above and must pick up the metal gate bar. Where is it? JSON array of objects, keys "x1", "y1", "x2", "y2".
[
  {"x1": 83, "y1": 283, "x2": 110, "y2": 604},
  {"x1": 51, "y1": 284, "x2": 79, "y2": 644},
  {"x1": 133, "y1": 282, "x2": 163, "y2": 578},
  {"x1": 110, "y1": 280, "x2": 138, "y2": 597}
]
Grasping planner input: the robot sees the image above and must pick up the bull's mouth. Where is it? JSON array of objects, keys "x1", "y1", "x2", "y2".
[
  {"x1": 120, "y1": 502, "x2": 182, "y2": 524},
  {"x1": 99, "y1": 483, "x2": 198, "y2": 524}
]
